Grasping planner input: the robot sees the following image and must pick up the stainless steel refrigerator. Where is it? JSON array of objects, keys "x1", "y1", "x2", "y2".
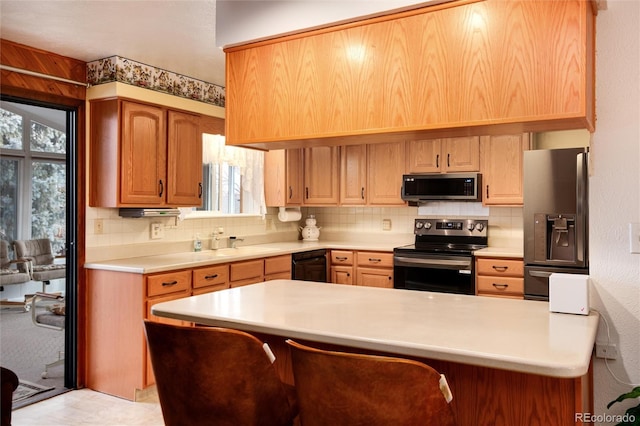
[{"x1": 523, "y1": 148, "x2": 589, "y2": 300}]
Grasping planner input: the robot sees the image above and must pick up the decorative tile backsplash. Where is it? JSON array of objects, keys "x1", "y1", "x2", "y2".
[{"x1": 86, "y1": 56, "x2": 225, "y2": 107}]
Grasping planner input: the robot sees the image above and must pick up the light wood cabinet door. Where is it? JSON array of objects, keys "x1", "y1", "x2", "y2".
[
  {"x1": 120, "y1": 101, "x2": 167, "y2": 205},
  {"x1": 166, "y1": 110, "x2": 202, "y2": 206},
  {"x1": 406, "y1": 139, "x2": 442, "y2": 173},
  {"x1": 340, "y1": 144, "x2": 368, "y2": 205},
  {"x1": 356, "y1": 267, "x2": 393, "y2": 288},
  {"x1": 480, "y1": 133, "x2": 530, "y2": 205},
  {"x1": 286, "y1": 149, "x2": 304, "y2": 205},
  {"x1": 265, "y1": 149, "x2": 304, "y2": 206},
  {"x1": 443, "y1": 137, "x2": 480, "y2": 172},
  {"x1": 331, "y1": 266, "x2": 353, "y2": 285},
  {"x1": 406, "y1": 137, "x2": 479, "y2": 173},
  {"x1": 368, "y1": 143, "x2": 406, "y2": 205},
  {"x1": 304, "y1": 146, "x2": 339, "y2": 205}
]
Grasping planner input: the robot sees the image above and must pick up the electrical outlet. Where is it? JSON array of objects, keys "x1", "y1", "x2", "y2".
[
  {"x1": 150, "y1": 223, "x2": 164, "y2": 240},
  {"x1": 382, "y1": 219, "x2": 392, "y2": 231},
  {"x1": 630, "y1": 223, "x2": 640, "y2": 254},
  {"x1": 595, "y1": 342, "x2": 618, "y2": 360},
  {"x1": 94, "y1": 219, "x2": 104, "y2": 235}
]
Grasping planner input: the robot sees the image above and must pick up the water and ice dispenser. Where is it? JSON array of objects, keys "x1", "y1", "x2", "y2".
[{"x1": 533, "y1": 213, "x2": 577, "y2": 263}]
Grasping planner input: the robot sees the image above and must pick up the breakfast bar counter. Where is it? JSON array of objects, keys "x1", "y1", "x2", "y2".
[{"x1": 152, "y1": 280, "x2": 598, "y2": 426}]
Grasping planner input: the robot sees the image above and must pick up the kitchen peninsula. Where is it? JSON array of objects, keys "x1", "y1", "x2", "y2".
[{"x1": 153, "y1": 280, "x2": 598, "y2": 426}]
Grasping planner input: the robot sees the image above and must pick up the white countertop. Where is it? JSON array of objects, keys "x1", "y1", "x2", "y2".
[
  {"x1": 474, "y1": 246, "x2": 523, "y2": 258},
  {"x1": 84, "y1": 240, "x2": 402, "y2": 274},
  {"x1": 152, "y1": 280, "x2": 598, "y2": 378},
  {"x1": 85, "y1": 240, "x2": 524, "y2": 274}
]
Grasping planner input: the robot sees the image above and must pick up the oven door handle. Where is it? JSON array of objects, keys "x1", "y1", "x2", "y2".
[{"x1": 394, "y1": 256, "x2": 472, "y2": 270}]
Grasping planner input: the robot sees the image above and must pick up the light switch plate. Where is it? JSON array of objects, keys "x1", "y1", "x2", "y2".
[{"x1": 630, "y1": 223, "x2": 640, "y2": 254}]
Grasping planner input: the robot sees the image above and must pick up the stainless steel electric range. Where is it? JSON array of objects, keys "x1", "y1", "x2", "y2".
[{"x1": 393, "y1": 218, "x2": 488, "y2": 295}]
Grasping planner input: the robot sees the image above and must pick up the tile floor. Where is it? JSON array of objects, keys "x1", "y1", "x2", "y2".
[{"x1": 11, "y1": 388, "x2": 164, "y2": 426}]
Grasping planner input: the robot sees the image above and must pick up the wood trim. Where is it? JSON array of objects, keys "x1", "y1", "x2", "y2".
[
  {"x1": 1, "y1": 39, "x2": 87, "y2": 388},
  {"x1": 0, "y1": 39, "x2": 86, "y2": 104}
]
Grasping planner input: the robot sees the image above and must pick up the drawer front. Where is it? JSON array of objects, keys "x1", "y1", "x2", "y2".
[
  {"x1": 230, "y1": 259, "x2": 264, "y2": 282},
  {"x1": 192, "y1": 282, "x2": 229, "y2": 295},
  {"x1": 476, "y1": 258, "x2": 524, "y2": 277},
  {"x1": 331, "y1": 250, "x2": 354, "y2": 265},
  {"x1": 265, "y1": 255, "x2": 291, "y2": 275},
  {"x1": 265, "y1": 271, "x2": 292, "y2": 281},
  {"x1": 356, "y1": 251, "x2": 393, "y2": 268},
  {"x1": 193, "y1": 264, "x2": 229, "y2": 289},
  {"x1": 147, "y1": 270, "x2": 191, "y2": 297},
  {"x1": 477, "y1": 276, "x2": 524, "y2": 295}
]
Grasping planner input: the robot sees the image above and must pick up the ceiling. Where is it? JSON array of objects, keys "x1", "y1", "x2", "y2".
[{"x1": 0, "y1": 0, "x2": 227, "y2": 87}]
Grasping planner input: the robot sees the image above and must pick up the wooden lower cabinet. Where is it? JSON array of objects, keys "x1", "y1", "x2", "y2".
[
  {"x1": 475, "y1": 257, "x2": 524, "y2": 299},
  {"x1": 230, "y1": 259, "x2": 265, "y2": 287},
  {"x1": 355, "y1": 251, "x2": 393, "y2": 288},
  {"x1": 265, "y1": 254, "x2": 292, "y2": 281},
  {"x1": 329, "y1": 250, "x2": 354, "y2": 285}
]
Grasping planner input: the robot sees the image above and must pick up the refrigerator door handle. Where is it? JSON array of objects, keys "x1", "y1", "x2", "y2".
[
  {"x1": 528, "y1": 270, "x2": 552, "y2": 278},
  {"x1": 576, "y1": 152, "x2": 587, "y2": 263}
]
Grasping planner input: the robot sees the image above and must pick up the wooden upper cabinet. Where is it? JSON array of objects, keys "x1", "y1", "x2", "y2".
[
  {"x1": 340, "y1": 144, "x2": 368, "y2": 205},
  {"x1": 166, "y1": 110, "x2": 203, "y2": 206},
  {"x1": 265, "y1": 148, "x2": 305, "y2": 206},
  {"x1": 120, "y1": 101, "x2": 167, "y2": 205},
  {"x1": 90, "y1": 98, "x2": 204, "y2": 208},
  {"x1": 367, "y1": 142, "x2": 406, "y2": 205},
  {"x1": 304, "y1": 146, "x2": 339, "y2": 205},
  {"x1": 407, "y1": 137, "x2": 479, "y2": 173},
  {"x1": 225, "y1": 0, "x2": 595, "y2": 149},
  {"x1": 480, "y1": 133, "x2": 530, "y2": 206}
]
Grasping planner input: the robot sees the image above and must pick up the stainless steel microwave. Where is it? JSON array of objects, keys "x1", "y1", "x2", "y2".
[{"x1": 401, "y1": 173, "x2": 482, "y2": 202}]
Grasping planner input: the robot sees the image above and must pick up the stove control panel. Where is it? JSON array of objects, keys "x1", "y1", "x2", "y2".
[{"x1": 414, "y1": 218, "x2": 488, "y2": 237}]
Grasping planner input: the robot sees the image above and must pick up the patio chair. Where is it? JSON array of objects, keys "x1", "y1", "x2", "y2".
[{"x1": 14, "y1": 239, "x2": 65, "y2": 293}]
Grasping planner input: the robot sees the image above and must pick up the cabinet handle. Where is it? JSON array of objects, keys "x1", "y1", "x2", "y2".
[
  {"x1": 388, "y1": 276, "x2": 392, "y2": 280},
  {"x1": 436, "y1": 154, "x2": 439, "y2": 168},
  {"x1": 289, "y1": 186, "x2": 292, "y2": 199},
  {"x1": 305, "y1": 187, "x2": 309, "y2": 199},
  {"x1": 159, "y1": 180, "x2": 164, "y2": 197},
  {"x1": 492, "y1": 283, "x2": 509, "y2": 290},
  {"x1": 347, "y1": 273, "x2": 350, "y2": 277},
  {"x1": 492, "y1": 266, "x2": 509, "y2": 272},
  {"x1": 486, "y1": 185, "x2": 489, "y2": 199},
  {"x1": 368, "y1": 258, "x2": 381, "y2": 263},
  {"x1": 162, "y1": 280, "x2": 178, "y2": 287},
  {"x1": 205, "y1": 274, "x2": 219, "y2": 280},
  {"x1": 198, "y1": 182, "x2": 203, "y2": 198},
  {"x1": 335, "y1": 256, "x2": 348, "y2": 261},
  {"x1": 447, "y1": 153, "x2": 450, "y2": 168},
  {"x1": 361, "y1": 187, "x2": 365, "y2": 199}
]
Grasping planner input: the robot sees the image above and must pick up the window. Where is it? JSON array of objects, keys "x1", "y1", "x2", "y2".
[
  {"x1": 0, "y1": 102, "x2": 66, "y2": 254},
  {"x1": 188, "y1": 133, "x2": 265, "y2": 217}
]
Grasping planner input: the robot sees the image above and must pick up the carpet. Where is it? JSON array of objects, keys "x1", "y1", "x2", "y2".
[{"x1": 12, "y1": 380, "x2": 54, "y2": 403}]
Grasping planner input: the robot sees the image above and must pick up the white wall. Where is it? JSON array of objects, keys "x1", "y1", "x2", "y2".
[{"x1": 591, "y1": 0, "x2": 640, "y2": 422}]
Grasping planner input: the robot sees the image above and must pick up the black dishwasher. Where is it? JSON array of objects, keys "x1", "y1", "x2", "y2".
[{"x1": 292, "y1": 249, "x2": 327, "y2": 282}]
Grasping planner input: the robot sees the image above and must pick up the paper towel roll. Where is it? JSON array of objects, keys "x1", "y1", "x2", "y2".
[{"x1": 277, "y1": 207, "x2": 302, "y2": 222}]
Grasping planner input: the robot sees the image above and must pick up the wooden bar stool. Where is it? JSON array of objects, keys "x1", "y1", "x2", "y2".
[{"x1": 287, "y1": 340, "x2": 456, "y2": 426}]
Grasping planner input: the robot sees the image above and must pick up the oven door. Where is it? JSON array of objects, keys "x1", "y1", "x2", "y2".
[{"x1": 393, "y1": 253, "x2": 475, "y2": 295}]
